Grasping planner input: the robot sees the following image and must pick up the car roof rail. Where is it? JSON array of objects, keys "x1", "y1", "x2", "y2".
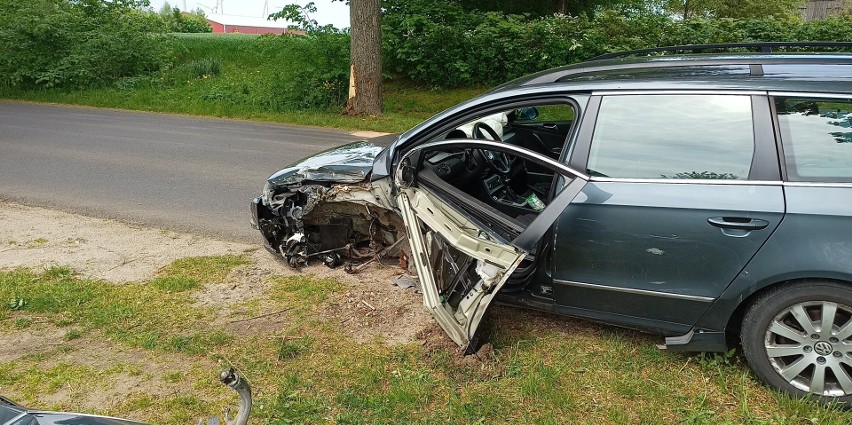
[{"x1": 592, "y1": 42, "x2": 852, "y2": 60}]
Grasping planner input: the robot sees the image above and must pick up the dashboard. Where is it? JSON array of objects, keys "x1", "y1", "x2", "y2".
[{"x1": 424, "y1": 150, "x2": 473, "y2": 182}]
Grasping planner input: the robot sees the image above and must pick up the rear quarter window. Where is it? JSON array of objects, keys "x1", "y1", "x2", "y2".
[{"x1": 775, "y1": 97, "x2": 852, "y2": 182}]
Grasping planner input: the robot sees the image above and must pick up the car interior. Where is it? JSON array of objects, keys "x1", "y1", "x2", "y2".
[
  {"x1": 410, "y1": 104, "x2": 578, "y2": 290},
  {"x1": 416, "y1": 104, "x2": 575, "y2": 231}
]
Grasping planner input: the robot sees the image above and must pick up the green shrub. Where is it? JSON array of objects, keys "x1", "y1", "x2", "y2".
[
  {"x1": 382, "y1": 0, "x2": 852, "y2": 87},
  {"x1": 253, "y1": 32, "x2": 351, "y2": 111},
  {"x1": 187, "y1": 58, "x2": 222, "y2": 78},
  {"x1": 165, "y1": 8, "x2": 213, "y2": 33},
  {"x1": 0, "y1": 0, "x2": 182, "y2": 89},
  {"x1": 175, "y1": 32, "x2": 351, "y2": 112}
]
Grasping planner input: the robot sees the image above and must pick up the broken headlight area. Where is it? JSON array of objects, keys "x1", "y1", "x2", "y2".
[{"x1": 255, "y1": 181, "x2": 409, "y2": 272}]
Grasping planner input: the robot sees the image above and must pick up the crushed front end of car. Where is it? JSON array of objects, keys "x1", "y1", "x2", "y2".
[{"x1": 250, "y1": 140, "x2": 408, "y2": 270}]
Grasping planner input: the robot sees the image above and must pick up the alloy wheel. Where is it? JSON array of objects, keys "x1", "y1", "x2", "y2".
[{"x1": 764, "y1": 301, "x2": 852, "y2": 397}]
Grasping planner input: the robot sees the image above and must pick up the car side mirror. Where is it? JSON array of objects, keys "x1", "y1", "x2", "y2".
[{"x1": 515, "y1": 107, "x2": 539, "y2": 121}]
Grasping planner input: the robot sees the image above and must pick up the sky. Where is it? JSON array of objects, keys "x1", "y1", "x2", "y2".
[{"x1": 148, "y1": 0, "x2": 351, "y2": 29}]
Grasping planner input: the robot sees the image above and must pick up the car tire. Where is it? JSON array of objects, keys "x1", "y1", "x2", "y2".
[{"x1": 742, "y1": 281, "x2": 852, "y2": 404}]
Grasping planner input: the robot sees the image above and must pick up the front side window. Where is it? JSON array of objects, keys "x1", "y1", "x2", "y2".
[
  {"x1": 588, "y1": 94, "x2": 755, "y2": 180},
  {"x1": 775, "y1": 97, "x2": 852, "y2": 182}
]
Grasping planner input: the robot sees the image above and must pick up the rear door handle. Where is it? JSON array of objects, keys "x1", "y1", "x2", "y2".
[{"x1": 707, "y1": 217, "x2": 770, "y2": 231}]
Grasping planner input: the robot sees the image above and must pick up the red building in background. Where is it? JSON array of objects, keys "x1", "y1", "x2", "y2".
[{"x1": 206, "y1": 14, "x2": 306, "y2": 35}]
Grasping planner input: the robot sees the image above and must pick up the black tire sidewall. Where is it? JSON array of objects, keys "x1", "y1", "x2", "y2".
[{"x1": 741, "y1": 282, "x2": 852, "y2": 404}]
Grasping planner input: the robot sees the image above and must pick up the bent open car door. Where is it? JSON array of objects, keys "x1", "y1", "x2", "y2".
[{"x1": 395, "y1": 140, "x2": 589, "y2": 352}]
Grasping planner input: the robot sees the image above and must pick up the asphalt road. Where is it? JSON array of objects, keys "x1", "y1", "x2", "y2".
[{"x1": 0, "y1": 102, "x2": 363, "y2": 243}]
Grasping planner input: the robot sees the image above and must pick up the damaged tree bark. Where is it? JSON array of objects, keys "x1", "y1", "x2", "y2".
[{"x1": 346, "y1": 0, "x2": 382, "y2": 116}]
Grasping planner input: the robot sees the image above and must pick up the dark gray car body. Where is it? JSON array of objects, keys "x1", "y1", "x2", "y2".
[
  {"x1": 1, "y1": 397, "x2": 145, "y2": 425},
  {"x1": 254, "y1": 52, "x2": 852, "y2": 353}
]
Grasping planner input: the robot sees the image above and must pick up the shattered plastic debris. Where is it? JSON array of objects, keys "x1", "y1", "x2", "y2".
[
  {"x1": 393, "y1": 275, "x2": 421, "y2": 292},
  {"x1": 475, "y1": 261, "x2": 503, "y2": 288}
]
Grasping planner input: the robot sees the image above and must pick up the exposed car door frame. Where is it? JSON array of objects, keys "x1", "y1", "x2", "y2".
[{"x1": 395, "y1": 140, "x2": 589, "y2": 351}]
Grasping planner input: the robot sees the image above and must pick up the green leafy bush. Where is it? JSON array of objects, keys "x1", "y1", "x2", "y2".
[
  {"x1": 154, "y1": 6, "x2": 213, "y2": 33},
  {"x1": 187, "y1": 57, "x2": 222, "y2": 78},
  {"x1": 180, "y1": 32, "x2": 351, "y2": 112},
  {"x1": 253, "y1": 32, "x2": 351, "y2": 110},
  {"x1": 0, "y1": 0, "x2": 183, "y2": 89},
  {"x1": 383, "y1": 0, "x2": 852, "y2": 87}
]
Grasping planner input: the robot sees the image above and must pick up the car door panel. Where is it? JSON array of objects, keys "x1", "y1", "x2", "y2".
[
  {"x1": 396, "y1": 139, "x2": 589, "y2": 350},
  {"x1": 693, "y1": 185, "x2": 852, "y2": 332},
  {"x1": 398, "y1": 186, "x2": 527, "y2": 349},
  {"x1": 552, "y1": 181, "x2": 784, "y2": 327}
]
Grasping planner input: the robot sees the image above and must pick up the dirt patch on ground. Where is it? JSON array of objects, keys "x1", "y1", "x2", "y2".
[
  {"x1": 317, "y1": 262, "x2": 432, "y2": 346},
  {"x1": 0, "y1": 325, "x2": 66, "y2": 364},
  {"x1": 417, "y1": 320, "x2": 497, "y2": 373},
  {"x1": 190, "y1": 252, "x2": 431, "y2": 342},
  {"x1": 3, "y1": 327, "x2": 222, "y2": 413},
  {"x1": 0, "y1": 201, "x2": 440, "y2": 413},
  {"x1": 0, "y1": 201, "x2": 253, "y2": 282}
]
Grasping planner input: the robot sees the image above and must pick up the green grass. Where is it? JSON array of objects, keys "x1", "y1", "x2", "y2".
[
  {"x1": 0, "y1": 258, "x2": 245, "y2": 353},
  {"x1": 0, "y1": 363, "x2": 102, "y2": 404},
  {"x1": 0, "y1": 33, "x2": 487, "y2": 133},
  {"x1": 269, "y1": 274, "x2": 343, "y2": 312},
  {"x1": 152, "y1": 255, "x2": 249, "y2": 292},
  {"x1": 25, "y1": 237, "x2": 48, "y2": 248},
  {"x1": 0, "y1": 82, "x2": 482, "y2": 133},
  {"x1": 2, "y1": 262, "x2": 851, "y2": 424}
]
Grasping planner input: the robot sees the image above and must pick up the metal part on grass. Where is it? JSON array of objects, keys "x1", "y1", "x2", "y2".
[{"x1": 199, "y1": 369, "x2": 252, "y2": 425}]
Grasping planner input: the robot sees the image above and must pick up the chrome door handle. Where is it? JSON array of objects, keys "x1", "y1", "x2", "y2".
[{"x1": 707, "y1": 217, "x2": 770, "y2": 231}]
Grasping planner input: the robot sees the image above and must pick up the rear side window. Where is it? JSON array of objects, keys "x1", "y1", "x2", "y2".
[
  {"x1": 588, "y1": 95, "x2": 754, "y2": 180},
  {"x1": 775, "y1": 97, "x2": 852, "y2": 182}
]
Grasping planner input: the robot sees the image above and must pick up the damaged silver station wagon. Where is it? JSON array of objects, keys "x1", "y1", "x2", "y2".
[{"x1": 251, "y1": 43, "x2": 852, "y2": 403}]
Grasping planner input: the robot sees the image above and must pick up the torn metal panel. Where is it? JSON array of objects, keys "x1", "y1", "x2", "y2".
[
  {"x1": 398, "y1": 185, "x2": 526, "y2": 350},
  {"x1": 267, "y1": 141, "x2": 386, "y2": 186},
  {"x1": 254, "y1": 178, "x2": 407, "y2": 270}
]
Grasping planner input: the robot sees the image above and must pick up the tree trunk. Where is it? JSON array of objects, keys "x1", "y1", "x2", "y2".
[
  {"x1": 555, "y1": 0, "x2": 568, "y2": 14},
  {"x1": 346, "y1": 0, "x2": 382, "y2": 116}
]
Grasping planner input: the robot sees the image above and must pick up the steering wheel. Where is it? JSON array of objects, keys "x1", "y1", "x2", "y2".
[{"x1": 472, "y1": 122, "x2": 511, "y2": 174}]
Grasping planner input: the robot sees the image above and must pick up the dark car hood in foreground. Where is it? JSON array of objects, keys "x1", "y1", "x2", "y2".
[
  {"x1": 0, "y1": 397, "x2": 145, "y2": 425},
  {"x1": 26, "y1": 412, "x2": 146, "y2": 425},
  {"x1": 267, "y1": 135, "x2": 398, "y2": 186}
]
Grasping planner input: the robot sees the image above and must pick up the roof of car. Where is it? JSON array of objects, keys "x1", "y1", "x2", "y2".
[{"x1": 493, "y1": 53, "x2": 852, "y2": 94}]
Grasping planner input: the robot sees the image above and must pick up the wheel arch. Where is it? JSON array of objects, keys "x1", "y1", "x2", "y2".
[
  {"x1": 724, "y1": 276, "x2": 852, "y2": 345},
  {"x1": 735, "y1": 278, "x2": 852, "y2": 401}
]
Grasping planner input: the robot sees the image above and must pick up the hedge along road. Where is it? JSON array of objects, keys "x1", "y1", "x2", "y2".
[{"x1": 0, "y1": 101, "x2": 366, "y2": 243}]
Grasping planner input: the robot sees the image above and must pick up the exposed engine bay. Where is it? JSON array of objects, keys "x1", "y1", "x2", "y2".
[
  {"x1": 251, "y1": 146, "x2": 545, "y2": 272},
  {"x1": 252, "y1": 179, "x2": 410, "y2": 271}
]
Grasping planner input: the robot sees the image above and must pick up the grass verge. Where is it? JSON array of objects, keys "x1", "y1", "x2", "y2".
[
  {"x1": 1, "y1": 261, "x2": 851, "y2": 424},
  {"x1": 0, "y1": 82, "x2": 483, "y2": 134}
]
